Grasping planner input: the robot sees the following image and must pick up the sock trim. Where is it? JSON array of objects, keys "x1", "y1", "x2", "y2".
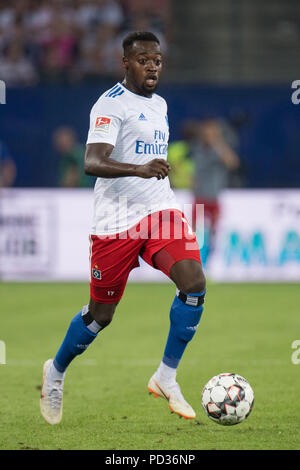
[
  {"x1": 162, "y1": 355, "x2": 180, "y2": 369},
  {"x1": 53, "y1": 358, "x2": 66, "y2": 373}
]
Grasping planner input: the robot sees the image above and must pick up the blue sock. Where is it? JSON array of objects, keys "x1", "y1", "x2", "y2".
[
  {"x1": 162, "y1": 290, "x2": 206, "y2": 369},
  {"x1": 53, "y1": 311, "x2": 98, "y2": 373}
]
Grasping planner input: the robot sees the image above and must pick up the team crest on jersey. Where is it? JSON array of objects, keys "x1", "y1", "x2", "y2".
[
  {"x1": 92, "y1": 266, "x2": 102, "y2": 280},
  {"x1": 94, "y1": 116, "x2": 111, "y2": 133}
]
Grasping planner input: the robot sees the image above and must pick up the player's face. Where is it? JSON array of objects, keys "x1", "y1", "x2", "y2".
[{"x1": 123, "y1": 41, "x2": 162, "y2": 97}]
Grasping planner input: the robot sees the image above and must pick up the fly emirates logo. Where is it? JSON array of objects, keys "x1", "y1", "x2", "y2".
[{"x1": 135, "y1": 130, "x2": 168, "y2": 156}]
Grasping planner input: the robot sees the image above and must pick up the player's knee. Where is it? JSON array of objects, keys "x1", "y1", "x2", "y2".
[
  {"x1": 179, "y1": 271, "x2": 206, "y2": 294},
  {"x1": 89, "y1": 300, "x2": 118, "y2": 329},
  {"x1": 170, "y1": 260, "x2": 206, "y2": 294}
]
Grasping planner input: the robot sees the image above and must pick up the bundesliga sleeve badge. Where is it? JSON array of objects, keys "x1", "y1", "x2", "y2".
[{"x1": 94, "y1": 116, "x2": 111, "y2": 133}]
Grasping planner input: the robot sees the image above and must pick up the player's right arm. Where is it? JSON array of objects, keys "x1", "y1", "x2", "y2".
[{"x1": 84, "y1": 143, "x2": 170, "y2": 179}]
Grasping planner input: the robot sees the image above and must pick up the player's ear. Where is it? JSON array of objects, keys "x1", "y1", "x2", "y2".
[{"x1": 122, "y1": 56, "x2": 129, "y2": 70}]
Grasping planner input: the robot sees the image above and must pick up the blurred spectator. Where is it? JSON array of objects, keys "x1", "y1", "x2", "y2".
[
  {"x1": 76, "y1": 24, "x2": 123, "y2": 81},
  {"x1": 122, "y1": 0, "x2": 172, "y2": 40},
  {"x1": 191, "y1": 118, "x2": 240, "y2": 265},
  {"x1": 53, "y1": 126, "x2": 94, "y2": 188},
  {"x1": 0, "y1": 139, "x2": 17, "y2": 187},
  {"x1": 39, "y1": 14, "x2": 79, "y2": 82},
  {"x1": 119, "y1": 12, "x2": 167, "y2": 54},
  {"x1": 0, "y1": 42, "x2": 38, "y2": 86},
  {"x1": 0, "y1": 0, "x2": 172, "y2": 85},
  {"x1": 74, "y1": 0, "x2": 124, "y2": 30}
]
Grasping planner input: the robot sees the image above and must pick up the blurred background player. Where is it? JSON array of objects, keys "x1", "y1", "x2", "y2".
[
  {"x1": 167, "y1": 120, "x2": 196, "y2": 191},
  {"x1": 191, "y1": 118, "x2": 240, "y2": 265},
  {"x1": 0, "y1": 138, "x2": 17, "y2": 187},
  {"x1": 40, "y1": 31, "x2": 206, "y2": 425},
  {"x1": 167, "y1": 117, "x2": 241, "y2": 266},
  {"x1": 53, "y1": 126, "x2": 95, "y2": 187}
]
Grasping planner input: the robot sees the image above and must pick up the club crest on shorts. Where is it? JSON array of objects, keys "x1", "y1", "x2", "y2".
[{"x1": 92, "y1": 266, "x2": 102, "y2": 280}]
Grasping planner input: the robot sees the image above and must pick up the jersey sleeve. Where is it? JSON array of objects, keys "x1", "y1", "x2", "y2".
[{"x1": 86, "y1": 96, "x2": 125, "y2": 146}]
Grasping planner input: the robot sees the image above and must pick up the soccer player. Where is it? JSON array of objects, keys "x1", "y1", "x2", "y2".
[{"x1": 40, "y1": 32, "x2": 206, "y2": 425}]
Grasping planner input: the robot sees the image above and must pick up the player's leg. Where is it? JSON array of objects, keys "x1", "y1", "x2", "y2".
[
  {"x1": 40, "y1": 300, "x2": 118, "y2": 425},
  {"x1": 144, "y1": 211, "x2": 206, "y2": 418},
  {"x1": 52, "y1": 300, "x2": 119, "y2": 374},
  {"x1": 40, "y1": 234, "x2": 141, "y2": 425},
  {"x1": 169, "y1": 258, "x2": 206, "y2": 293},
  {"x1": 161, "y1": 258, "x2": 206, "y2": 372},
  {"x1": 148, "y1": 257, "x2": 205, "y2": 419}
]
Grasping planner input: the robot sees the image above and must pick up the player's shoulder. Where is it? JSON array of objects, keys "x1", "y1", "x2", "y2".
[
  {"x1": 153, "y1": 93, "x2": 168, "y2": 110},
  {"x1": 153, "y1": 93, "x2": 167, "y2": 104},
  {"x1": 100, "y1": 83, "x2": 127, "y2": 101},
  {"x1": 91, "y1": 83, "x2": 127, "y2": 115},
  {"x1": 94, "y1": 83, "x2": 126, "y2": 105}
]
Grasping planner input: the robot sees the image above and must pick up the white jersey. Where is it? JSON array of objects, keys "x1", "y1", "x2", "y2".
[{"x1": 86, "y1": 82, "x2": 180, "y2": 235}]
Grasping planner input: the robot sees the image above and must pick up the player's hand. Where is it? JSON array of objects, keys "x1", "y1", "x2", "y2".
[{"x1": 136, "y1": 159, "x2": 171, "y2": 180}]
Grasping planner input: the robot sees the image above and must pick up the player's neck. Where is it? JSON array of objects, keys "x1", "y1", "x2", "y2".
[{"x1": 121, "y1": 78, "x2": 153, "y2": 99}]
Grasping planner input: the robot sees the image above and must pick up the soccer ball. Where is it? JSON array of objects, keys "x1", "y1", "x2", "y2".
[{"x1": 201, "y1": 372, "x2": 254, "y2": 426}]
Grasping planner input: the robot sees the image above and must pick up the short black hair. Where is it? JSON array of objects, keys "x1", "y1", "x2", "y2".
[{"x1": 122, "y1": 31, "x2": 160, "y2": 56}]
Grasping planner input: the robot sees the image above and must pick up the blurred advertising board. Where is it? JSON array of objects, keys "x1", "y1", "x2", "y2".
[
  {"x1": 0, "y1": 189, "x2": 54, "y2": 279},
  {"x1": 207, "y1": 189, "x2": 300, "y2": 282},
  {"x1": 0, "y1": 188, "x2": 193, "y2": 282},
  {"x1": 1, "y1": 189, "x2": 299, "y2": 282},
  {"x1": 0, "y1": 189, "x2": 93, "y2": 281}
]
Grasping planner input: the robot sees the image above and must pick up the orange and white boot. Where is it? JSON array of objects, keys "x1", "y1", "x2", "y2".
[{"x1": 148, "y1": 373, "x2": 196, "y2": 420}]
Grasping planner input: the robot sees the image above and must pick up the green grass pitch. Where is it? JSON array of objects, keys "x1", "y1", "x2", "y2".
[{"x1": 0, "y1": 282, "x2": 300, "y2": 450}]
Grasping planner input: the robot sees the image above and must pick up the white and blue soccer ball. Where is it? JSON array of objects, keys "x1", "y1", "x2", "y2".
[{"x1": 201, "y1": 373, "x2": 254, "y2": 426}]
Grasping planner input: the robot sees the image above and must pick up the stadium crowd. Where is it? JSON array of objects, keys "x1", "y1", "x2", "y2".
[{"x1": 0, "y1": 0, "x2": 172, "y2": 86}]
